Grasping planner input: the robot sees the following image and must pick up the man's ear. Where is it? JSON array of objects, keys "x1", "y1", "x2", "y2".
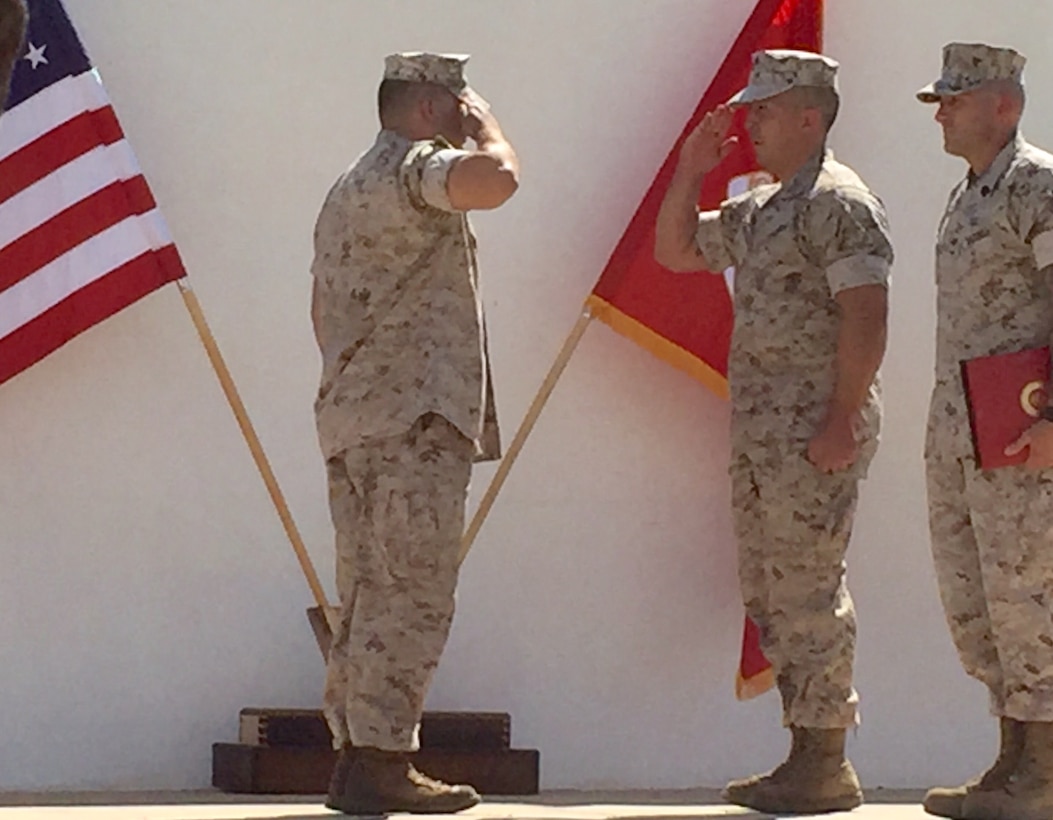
[
  {"x1": 996, "y1": 91, "x2": 1022, "y2": 124},
  {"x1": 800, "y1": 105, "x2": 822, "y2": 133},
  {"x1": 416, "y1": 95, "x2": 434, "y2": 123}
]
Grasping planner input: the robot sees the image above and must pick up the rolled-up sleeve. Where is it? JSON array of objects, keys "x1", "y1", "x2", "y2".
[
  {"x1": 695, "y1": 209, "x2": 734, "y2": 272},
  {"x1": 811, "y1": 189, "x2": 894, "y2": 294},
  {"x1": 400, "y1": 142, "x2": 472, "y2": 213},
  {"x1": 1012, "y1": 166, "x2": 1053, "y2": 269},
  {"x1": 826, "y1": 252, "x2": 890, "y2": 293}
]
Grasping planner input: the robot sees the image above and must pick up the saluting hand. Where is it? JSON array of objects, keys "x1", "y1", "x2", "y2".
[
  {"x1": 459, "y1": 88, "x2": 498, "y2": 142},
  {"x1": 677, "y1": 105, "x2": 738, "y2": 177},
  {"x1": 1005, "y1": 419, "x2": 1053, "y2": 470}
]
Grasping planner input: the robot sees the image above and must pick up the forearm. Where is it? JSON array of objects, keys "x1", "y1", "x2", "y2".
[
  {"x1": 830, "y1": 312, "x2": 886, "y2": 415},
  {"x1": 654, "y1": 167, "x2": 707, "y2": 272},
  {"x1": 473, "y1": 121, "x2": 519, "y2": 179}
]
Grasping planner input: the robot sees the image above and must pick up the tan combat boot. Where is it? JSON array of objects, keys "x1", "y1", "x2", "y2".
[
  {"x1": 722, "y1": 726, "x2": 863, "y2": 814},
  {"x1": 331, "y1": 746, "x2": 481, "y2": 815},
  {"x1": 324, "y1": 744, "x2": 355, "y2": 812},
  {"x1": 923, "y1": 718, "x2": 1024, "y2": 819},
  {"x1": 961, "y1": 721, "x2": 1053, "y2": 820}
]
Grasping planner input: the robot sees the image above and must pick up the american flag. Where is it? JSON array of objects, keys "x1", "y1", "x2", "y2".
[{"x1": 0, "y1": 0, "x2": 185, "y2": 386}]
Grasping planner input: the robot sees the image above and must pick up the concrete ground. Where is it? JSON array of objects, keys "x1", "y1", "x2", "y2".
[{"x1": 0, "y1": 789, "x2": 934, "y2": 819}]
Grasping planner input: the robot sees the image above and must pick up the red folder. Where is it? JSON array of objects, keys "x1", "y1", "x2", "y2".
[{"x1": 961, "y1": 347, "x2": 1050, "y2": 469}]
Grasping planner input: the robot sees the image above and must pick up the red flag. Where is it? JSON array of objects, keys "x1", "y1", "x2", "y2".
[
  {"x1": 587, "y1": 0, "x2": 823, "y2": 699},
  {"x1": 0, "y1": 0, "x2": 185, "y2": 386}
]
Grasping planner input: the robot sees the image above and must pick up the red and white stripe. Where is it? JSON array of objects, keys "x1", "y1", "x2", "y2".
[{"x1": 0, "y1": 69, "x2": 185, "y2": 384}]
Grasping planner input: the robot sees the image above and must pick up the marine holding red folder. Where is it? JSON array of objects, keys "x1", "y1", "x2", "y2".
[
  {"x1": 919, "y1": 42, "x2": 1053, "y2": 820},
  {"x1": 961, "y1": 345, "x2": 1051, "y2": 470}
]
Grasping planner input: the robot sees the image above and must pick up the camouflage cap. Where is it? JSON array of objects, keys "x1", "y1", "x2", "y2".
[
  {"x1": 383, "y1": 52, "x2": 470, "y2": 96},
  {"x1": 917, "y1": 43, "x2": 1025, "y2": 103},
  {"x1": 729, "y1": 49, "x2": 839, "y2": 105}
]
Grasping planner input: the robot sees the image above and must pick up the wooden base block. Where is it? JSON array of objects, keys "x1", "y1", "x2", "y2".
[
  {"x1": 238, "y1": 708, "x2": 511, "y2": 750},
  {"x1": 212, "y1": 743, "x2": 539, "y2": 795},
  {"x1": 305, "y1": 606, "x2": 337, "y2": 659}
]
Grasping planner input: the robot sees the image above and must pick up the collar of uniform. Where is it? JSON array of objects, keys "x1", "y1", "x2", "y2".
[
  {"x1": 377, "y1": 128, "x2": 457, "y2": 152},
  {"x1": 967, "y1": 131, "x2": 1024, "y2": 194},
  {"x1": 378, "y1": 128, "x2": 412, "y2": 149},
  {"x1": 779, "y1": 146, "x2": 829, "y2": 198}
]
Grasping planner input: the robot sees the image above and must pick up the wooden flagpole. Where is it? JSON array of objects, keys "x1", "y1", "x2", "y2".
[
  {"x1": 458, "y1": 307, "x2": 593, "y2": 566},
  {"x1": 176, "y1": 280, "x2": 334, "y2": 628}
]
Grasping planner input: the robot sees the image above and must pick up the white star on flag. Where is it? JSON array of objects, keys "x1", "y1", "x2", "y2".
[
  {"x1": 0, "y1": 0, "x2": 187, "y2": 386},
  {"x1": 24, "y1": 42, "x2": 48, "y2": 69}
]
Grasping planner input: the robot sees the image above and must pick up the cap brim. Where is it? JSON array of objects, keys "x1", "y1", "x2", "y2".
[
  {"x1": 916, "y1": 83, "x2": 943, "y2": 103},
  {"x1": 727, "y1": 83, "x2": 791, "y2": 106},
  {"x1": 916, "y1": 80, "x2": 971, "y2": 103}
]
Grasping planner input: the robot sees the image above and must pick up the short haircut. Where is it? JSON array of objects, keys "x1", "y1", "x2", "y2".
[
  {"x1": 984, "y1": 78, "x2": 1026, "y2": 114},
  {"x1": 791, "y1": 85, "x2": 840, "y2": 130},
  {"x1": 378, "y1": 79, "x2": 418, "y2": 122},
  {"x1": 377, "y1": 79, "x2": 451, "y2": 126}
]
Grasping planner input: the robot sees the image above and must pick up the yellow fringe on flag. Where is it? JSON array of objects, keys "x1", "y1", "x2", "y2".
[
  {"x1": 736, "y1": 666, "x2": 776, "y2": 701},
  {"x1": 585, "y1": 295, "x2": 729, "y2": 401}
]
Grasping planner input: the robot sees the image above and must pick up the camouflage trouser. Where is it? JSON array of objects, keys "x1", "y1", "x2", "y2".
[
  {"x1": 322, "y1": 413, "x2": 473, "y2": 751},
  {"x1": 731, "y1": 448, "x2": 861, "y2": 729},
  {"x1": 926, "y1": 448, "x2": 1053, "y2": 721}
]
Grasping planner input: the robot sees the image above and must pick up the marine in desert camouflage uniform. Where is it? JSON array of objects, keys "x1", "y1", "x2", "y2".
[
  {"x1": 917, "y1": 42, "x2": 1053, "y2": 820},
  {"x1": 655, "y1": 49, "x2": 892, "y2": 815},
  {"x1": 310, "y1": 51, "x2": 518, "y2": 815}
]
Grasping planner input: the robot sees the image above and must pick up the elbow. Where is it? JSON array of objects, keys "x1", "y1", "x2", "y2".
[
  {"x1": 447, "y1": 154, "x2": 519, "y2": 211},
  {"x1": 477, "y1": 168, "x2": 519, "y2": 210},
  {"x1": 492, "y1": 168, "x2": 520, "y2": 207},
  {"x1": 654, "y1": 238, "x2": 698, "y2": 273}
]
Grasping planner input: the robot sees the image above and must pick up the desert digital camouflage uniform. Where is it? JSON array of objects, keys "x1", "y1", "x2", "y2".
[
  {"x1": 322, "y1": 413, "x2": 473, "y2": 751},
  {"x1": 695, "y1": 146, "x2": 893, "y2": 729},
  {"x1": 311, "y1": 53, "x2": 499, "y2": 752},
  {"x1": 312, "y1": 128, "x2": 499, "y2": 461},
  {"x1": 921, "y1": 45, "x2": 1053, "y2": 722}
]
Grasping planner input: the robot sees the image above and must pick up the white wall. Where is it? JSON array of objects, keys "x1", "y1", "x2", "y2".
[{"x1": 2, "y1": 0, "x2": 1051, "y2": 792}]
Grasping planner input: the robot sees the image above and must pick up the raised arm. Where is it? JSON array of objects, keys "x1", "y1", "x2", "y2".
[
  {"x1": 655, "y1": 105, "x2": 737, "y2": 272},
  {"x1": 446, "y1": 89, "x2": 519, "y2": 211}
]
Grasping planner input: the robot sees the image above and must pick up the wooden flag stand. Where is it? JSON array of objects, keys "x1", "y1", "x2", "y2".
[{"x1": 179, "y1": 279, "x2": 543, "y2": 795}]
